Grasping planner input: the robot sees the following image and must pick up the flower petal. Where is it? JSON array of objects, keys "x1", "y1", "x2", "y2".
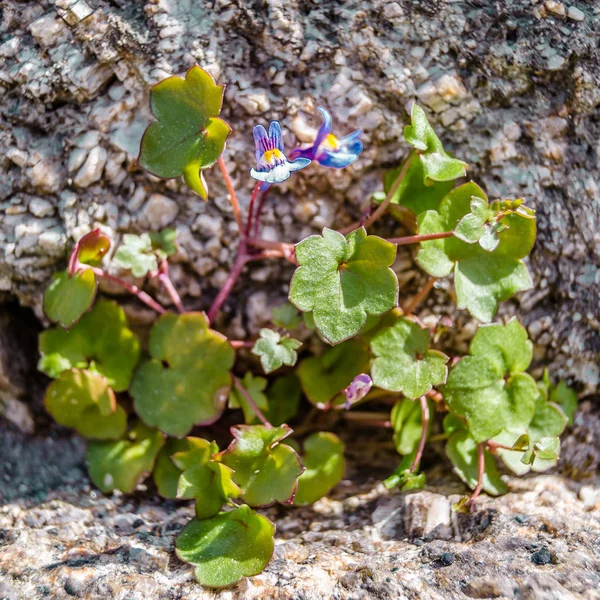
[
  {"x1": 287, "y1": 157, "x2": 311, "y2": 172},
  {"x1": 314, "y1": 106, "x2": 333, "y2": 149},
  {"x1": 250, "y1": 167, "x2": 271, "y2": 182},
  {"x1": 265, "y1": 164, "x2": 292, "y2": 183},
  {"x1": 269, "y1": 121, "x2": 284, "y2": 152},
  {"x1": 317, "y1": 150, "x2": 360, "y2": 169},
  {"x1": 253, "y1": 125, "x2": 269, "y2": 163}
]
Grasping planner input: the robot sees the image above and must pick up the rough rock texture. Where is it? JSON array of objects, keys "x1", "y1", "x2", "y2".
[
  {"x1": 1, "y1": 0, "x2": 600, "y2": 598},
  {"x1": 0, "y1": 0, "x2": 598, "y2": 386}
]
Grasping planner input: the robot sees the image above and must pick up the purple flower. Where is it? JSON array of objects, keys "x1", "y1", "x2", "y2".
[
  {"x1": 343, "y1": 373, "x2": 373, "y2": 410},
  {"x1": 250, "y1": 121, "x2": 311, "y2": 190},
  {"x1": 294, "y1": 107, "x2": 363, "y2": 168}
]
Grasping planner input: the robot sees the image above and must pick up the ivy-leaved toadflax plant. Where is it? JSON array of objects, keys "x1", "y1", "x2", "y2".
[{"x1": 38, "y1": 65, "x2": 577, "y2": 589}]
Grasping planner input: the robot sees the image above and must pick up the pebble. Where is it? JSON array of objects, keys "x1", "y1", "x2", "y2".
[
  {"x1": 141, "y1": 194, "x2": 179, "y2": 229},
  {"x1": 531, "y1": 547, "x2": 553, "y2": 565},
  {"x1": 74, "y1": 147, "x2": 107, "y2": 187},
  {"x1": 29, "y1": 198, "x2": 55, "y2": 218},
  {"x1": 29, "y1": 14, "x2": 67, "y2": 47},
  {"x1": 545, "y1": 1, "x2": 566, "y2": 17},
  {"x1": 567, "y1": 6, "x2": 585, "y2": 21}
]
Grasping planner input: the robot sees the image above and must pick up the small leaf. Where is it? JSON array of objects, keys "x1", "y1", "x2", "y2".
[
  {"x1": 87, "y1": 421, "x2": 164, "y2": 493},
  {"x1": 252, "y1": 329, "x2": 302, "y2": 374},
  {"x1": 39, "y1": 299, "x2": 141, "y2": 392},
  {"x1": 445, "y1": 430, "x2": 507, "y2": 496},
  {"x1": 443, "y1": 319, "x2": 537, "y2": 442},
  {"x1": 43, "y1": 269, "x2": 97, "y2": 329},
  {"x1": 378, "y1": 157, "x2": 454, "y2": 213},
  {"x1": 384, "y1": 466, "x2": 426, "y2": 491},
  {"x1": 549, "y1": 380, "x2": 578, "y2": 425},
  {"x1": 175, "y1": 506, "x2": 274, "y2": 588},
  {"x1": 403, "y1": 104, "x2": 467, "y2": 182},
  {"x1": 265, "y1": 374, "x2": 302, "y2": 426},
  {"x1": 293, "y1": 432, "x2": 345, "y2": 506},
  {"x1": 74, "y1": 229, "x2": 111, "y2": 266},
  {"x1": 390, "y1": 398, "x2": 434, "y2": 455},
  {"x1": 416, "y1": 183, "x2": 536, "y2": 322},
  {"x1": 149, "y1": 228, "x2": 178, "y2": 259},
  {"x1": 218, "y1": 425, "x2": 304, "y2": 507},
  {"x1": 296, "y1": 339, "x2": 371, "y2": 408},
  {"x1": 114, "y1": 233, "x2": 158, "y2": 277},
  {"x1": 371, "y1": 317, "x2": 448, "y2": 399},
  {"x1": 131, "y1": 312, "x2": 235, "y2": 436},
  {"x1": 229, "y1": 372, "x2": 269, "y2": 425},
  {"x1": 289, "y1": 227, "x2": 398, "y2": 344},
  {"x1": 531, "y1": 436, "x2": 560, "y2": 461},
  {"x1": 174, "y1": 438, "x2": 242, "y2": 519},
  {"x1": 153, "y1": 437, "x2": 206, "y2": 499},
  {"x1": 138, "y1": 65, "x2": 230, "y2": 199},
  {"x1": 45, "y1": 369, "x2": 126, "y2": 440},
  {"x1": 271, "y1": 301, "x2": 302, "y2": 330}
]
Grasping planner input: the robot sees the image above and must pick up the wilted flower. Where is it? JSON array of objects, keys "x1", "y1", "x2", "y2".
[
  {"x1": 250, "y1": 121, "x2": 311, "y2": 190},
  {"x1": 343, "y1": 373, "x2": 373, "y2": 409},
  {"x1": 294, "y1": 106, "x2": 363, "y2": 168}
]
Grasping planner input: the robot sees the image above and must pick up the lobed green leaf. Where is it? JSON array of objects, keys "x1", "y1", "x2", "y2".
[
  {"x1": 252, "y1": 328, "x2": 302, "y2": 374},
  {"x1": 114, "y1": 233, "x2": 158, "y2": 277},
  {"x1": 289, "y1": 227, "x2": 398, "y2": 344},
  {"x1": 43, "y1": 269, "x2": 97, "y2": 329}
]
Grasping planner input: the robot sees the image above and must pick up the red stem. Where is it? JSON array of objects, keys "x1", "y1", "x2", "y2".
[
  {"x1": 403, "y1": 277, "x2": 438, "y2": 315},
  {"x1": 207, "y1": 251, "x2": 248, "y2": 323},
  {"x1": 89, "y1": 267, "x2": 166, "y2": 314},
  {"x1": 467, "y1": 443, "x2": 485, "y2": 507},
  {"x1": 253, "y1": 187, "x2": 270, "y2": 238},
  {"x1": 232, "y1": 374, "x2": 272, "y2": 428},
  {"x1": 217, "y1": 156, "x2": 245, "y2": 236},
  {"x1": 387, "y1": 231, "x2": 454, "y2": 245},
  {"x1": 157, "y1": 260, "x2": 185, "y2": 313},
  {"x1": 230, "y1": 340, "x2": 254, "y2": 349},
  {"x1": 410, "y1": 395, "x2": 430, "y2": 473},
  {"x1": 245, "y1": 183, "x2": 262, "y2": 237}
]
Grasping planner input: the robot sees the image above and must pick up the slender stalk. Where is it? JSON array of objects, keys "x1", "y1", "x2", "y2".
[
  {"x1": 230, "y1": 340, "x2": 254, "y2": 349},
  {"x1": 90, "y1": 267, "x2": 166, "y2": 314},
  {"x1": 387, "y1": 231, "x2": 454, "y2": 245},
  {"x1": 217, "y1": 157, "x2": 244, "y2": 236},
  {"x1": 207, "y1": 252, "x2": 248, "y2": 323},
  {"x1": 247, "y1": 238, "x2": 295, "y2": 253},
  {"x1": 342, "y1": 411, "x2": 392, "y2": 428},
  {"x1": 409, "y1": 395, "x2": 430, "y2": 473},
  {"x1": 253, "y1": 187, "x2": 270, "y2": 238},
  {"x1": 157, "y1": 260, "x2": 185, "y2": 313},
  {"x1": 485, "y1": 440, "x2": 514, "y2": 452},
  {"x1": 245, "y1": 183, "x2": 262, "y2": 237},
  {"x1": 467, "y1": 443, "x2": 485, "y2": 507},
  {"x1": 403, "y1": 277, "x2": 438, "y2": 314},
  {"x1": 232, "y1": 374, "x2": 272, "y2": 428}
]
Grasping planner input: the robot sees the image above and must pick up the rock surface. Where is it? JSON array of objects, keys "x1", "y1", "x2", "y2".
[
  {"x1": 0, "y1": 0, "x2": 598, "y2": 387},
  {"x1": 1, "y1": 0, "x2": 600, "y2": 598}
]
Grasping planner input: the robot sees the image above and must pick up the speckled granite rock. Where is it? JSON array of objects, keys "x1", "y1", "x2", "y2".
[
  {"x1": 0, "y1": 0, "x2": 598, "y2": 387},
  {"x1": 1, "y1": 1, "x2": 600, "y2": 598}
]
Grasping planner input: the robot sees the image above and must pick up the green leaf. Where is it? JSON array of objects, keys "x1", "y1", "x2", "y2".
[
  {"x1": 138, "y1": 65, "x2": 230, "y2": 200},
  {"x1": 530, "y1": 436, "x2": 560, "y2": 461},
  {"x1": 379, "y1": 157, "x2": 454, "y2": 213},
  {"x1": 445, "y1": 430, "x2": 507, "y2": 496},
  {"x1": 218, "y1": 425, "x2": 304, "y2": 507},
  {"x1": 229, "y1": 372, "x2": 269, "y2": 425},
  {"x1": 549, "y1": 380, "x2": 578, "y2": 425},
  {"x1": 293, "y1": 432, "x2": 345, "y2": 506},
  {"x1": 296, "y1": 338, "x2": 371, "y2": 408},
  {"x1": 149, "y1": 228, "x2": 178, "y2": 259},
  {"x1": 44, "y1": 369, "x2": 126, "y2": 440},
  {"x1": 383, "y1": 464, "x2": 426, "y2": 491},
  {"x1": 87, "y1": 421, "x2": 164, "y2": 493},
  {"x1": 153, "y1": 437, "x2": 206, "y2": 499},
  {"x1": 43, "y1": 269, "x2": 97, "y2": 329},
  {"x1": 252, "y1": 329, "x2": 302, "y2": 374},
  {"x1": 114, "y1": 233, "x2": 158, "y2": 277},
  {"x1": 39, "y1": 299, "x2": 141, "y2": 392},
  {"x1": 175, "y1": 506, "x2": 274, "y2": 588},
  {"x1": 264, "y1": 374, "x2": 302, "y2": 426},
  {"x1": 416, "y1": 183, "x2": 536, "y2": 321},
  {"x1": 403, "y1": 104, "x2": 467, "y2": 182},
  {"x1": 443, "y1": 319, "x2": 537, "y2": 442},
  {"x1": 173, "y1": 438, "x2": 242, "y2": 519},
  {"x1": 131, "y1": 312, "x2": 234, "y2": 437},
  {"x1": 454, "y1": 196, "x2": 499, "y2": 248},
  {"x1": 370, "y1": 317, "x2": 448, "y2": 399},
  {"x1": 271, "y1": 301, "x2": 302, "y2": 330},
  {"x1": 390, "y1": 398, "x2": 434, "y2": 456},
  {"x1": 289, "y1": 227, "x2": 398, "y2": 344}
]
